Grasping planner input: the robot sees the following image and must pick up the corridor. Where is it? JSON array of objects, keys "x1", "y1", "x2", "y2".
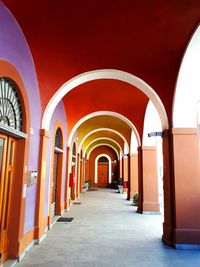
[{"x1": 14, "y1": 189, "x2": 200, "y2": 267}]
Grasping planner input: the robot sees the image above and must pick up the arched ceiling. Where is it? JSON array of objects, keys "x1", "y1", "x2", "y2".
[
  {"x1": 63, "y1": 79, "x2": 148, "y2": 136},
  {"x1": 2, "y1": 0, "x2": 200, "y2": 127},
  {"x1": 76, "y1": 115, "x2": 132, "y2": 147},
  {"x1": 86, "y1": 140, "x2": 120, "y2": 158},
  {"x1": 81, "y1": 131, "x2": 124, "y2": 153}
]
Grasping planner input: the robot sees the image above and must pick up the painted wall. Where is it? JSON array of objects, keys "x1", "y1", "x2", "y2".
[
  {"x1": 0, "y1": 3, "x2": 41, "y2": 234},
  {"x1": 88, "y1": 146, "x2": 118, "y2": 187},
  {"x1": 44, "y1": 101, "x2": 68, "y2": 217}
]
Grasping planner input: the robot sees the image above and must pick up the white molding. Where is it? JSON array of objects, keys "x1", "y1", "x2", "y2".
[
  {"x1": 95, "y1": 154, "x2": 112, "y2": 184},
  {"x1": 67, "y1": 111, "x2": 140, "y2": 148},
  {"x1": 87, "y1": 143, "x2": 120, "y2": 160},
  {"x1": 42, "y1": 69, "x2": 168, "y2": 131},
  {"x1": 83, "y1": 137, "x2": 122, "y2": 157},
  {"x1": 78, "y1": 128, "x2": 129, "y2": 154}
]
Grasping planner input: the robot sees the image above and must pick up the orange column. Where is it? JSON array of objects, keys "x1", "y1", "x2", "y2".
[
  {"x1": 127, "y1": 154, "x2": 131, "y2": 200},
  {"x1": 79, "y1": 159, "x2": 83, "y2": 194},
  {"x1": 85, "y1": 159, "x2": 89, "y2": 181},
  {"x1": 162, "y1": 130, "x2": 173, "y2": 245},
  {"x1": 123, "y1": 155, "x2": 128, "y2": 193},
  {"x1": 82, "y1": 157, "x2": 86, "y2": 184},
  {"x1": 171, "y1": 128, "x2": 200, "y2": 248},
  {"x1": 76, "y1": 153, "x2": 80, "y2": 198},
  {"x1": 137, "y1": 146, "x2": 160, "y2": 213},
  {"x1": 34, "y1": 129, "x2": 49, "y2": 240},
  {"x1": 64, "y1": 146, "x2": 70, "y2": 209},
  {"x1": 129, "y1": 153, "x2": 138, "y2": 199},
  {"x1": 119, "y1": 157, "x2": 123, "y2": 178}
]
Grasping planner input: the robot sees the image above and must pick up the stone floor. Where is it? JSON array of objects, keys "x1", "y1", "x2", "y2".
[{"x1": 15, "y1": 188, "x2": 200, "y2": 267}]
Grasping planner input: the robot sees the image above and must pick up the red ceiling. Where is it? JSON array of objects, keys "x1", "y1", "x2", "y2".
[
  {"x1": 2, "y1": 0, "x2": 200, "y2": 126},
  {"x1": 63, "y1": 79, "x2": 148, "y2": 136}
]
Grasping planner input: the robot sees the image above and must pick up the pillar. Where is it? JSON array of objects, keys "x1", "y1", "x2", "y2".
[
  {"x1": 79, "y1": 158, "x2": 83, "y2": 193},
  {"x1": 119, "y1": 157, "x2": 123, "y2": 178},
  {"x1": 129, "y1": 153, "x2": 138, "y2": 199},
  {"x1": 162, "y1": 130, "x2": 173, "y2": 245},
  {"x1": 64, "y1": 147, "x2": 70, "y2": 209},
  {"x1": 137, "y1": 146, "x2": 160, "y2": 213},
  {"x1": 76, "y1": 153, "x2": 80, "y2": 198},
  {"x1": 34, "y1": 129, "x2": 49, "y2": 240},
  {"x1": 171, "y1": 128, "x2": 200, "y2": 248},
  {"x1": 127, "y1": 154, "x2": 131, "y2": 200},
  {"x1": 123, "y1": 155, "x2": 128, "y2": 193}
]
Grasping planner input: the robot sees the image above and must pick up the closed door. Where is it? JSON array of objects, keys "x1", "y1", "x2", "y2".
[
  {"x1": 0, "y1": 134, "x2": 16, "y2": 262},
  {"x1": 97, "y1": 164, "x2": 108, "y2": 187}
]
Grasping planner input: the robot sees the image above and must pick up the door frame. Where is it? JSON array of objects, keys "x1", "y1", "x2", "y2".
[
  {"x1": 0, "y1": 61, "x2": 30, "y2": 260},
  {"x1": 95, "y1": 154, "x2": 112, "y2": 185},
  {"x1": 48, "y1": 122, "x2": 64, "y2": 226}
]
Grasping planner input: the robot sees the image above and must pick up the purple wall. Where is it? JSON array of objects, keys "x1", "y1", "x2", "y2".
[
  {"x1": 44, "y1": 101, "x2": 68, "y2": 217},
  {"x1": 0, "y1": 3, "x2": 41, "y2": 233}
]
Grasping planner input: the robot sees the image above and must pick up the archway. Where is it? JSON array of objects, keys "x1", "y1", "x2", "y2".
[
  {"x1": 67, "y1": 111, "x2": 140, "y2": 148},
  {"x1": 49, "y1": 126, "x2": 64, "y2": 222},
  {"x1": 173, "y1": 25, "x2": 200, "y2": 128},
  {"x1": 95, "y1": 154, "x2": 112, "y2": 187},
  {"x1": 79, "y1": 128, "x2": 129, "y2": 154},
  {"x1": 84, "y1": 137, "x2": 123, "y2": 157},
  {"x1": 88, "y1": 143, "x2": 120, "y2": 160},
  {"x1": 42, "y1": 69, "x2": 168, "y2": 132}
]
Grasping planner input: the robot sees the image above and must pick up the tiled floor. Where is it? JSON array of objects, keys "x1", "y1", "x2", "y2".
[{"x1": 14, "y1": 188, "x2": 200, "y2": 267}]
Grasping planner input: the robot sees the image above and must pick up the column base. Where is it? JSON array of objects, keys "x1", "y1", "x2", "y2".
[
  {"x1": 143, "y1": 202, "x2": 160, "y2": 212},
  {"x1": 173, "y1": 228, "x2": 200, "y2": 246},
  {"x1": 137, "y1": 202, "x2": 160, "y2": 213},
  {"x1": 162, "y1": 222, "x2": 172, "y2": 245}
]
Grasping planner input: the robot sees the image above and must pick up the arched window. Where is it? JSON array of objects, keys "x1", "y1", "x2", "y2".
[
  {"x1": 0, "y1": 77, "x2": 23, "y2": 131},
  {"x1": 55, "y1": 128, "x2": 63, "y2": 149},
  {"x1": 80, "y1": 149, "x2": 83, "y2": 159},
  {"x1": 72, "y1": 142, "x2": 76, "y2": 156}
]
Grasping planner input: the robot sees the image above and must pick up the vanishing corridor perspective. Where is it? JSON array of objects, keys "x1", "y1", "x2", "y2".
[
  {"x1": 0, "y1": 1, "x2": 200, "y2": 266},
  {"x1": 16, "y1": 189, "x2": 200, "y2": 267}
]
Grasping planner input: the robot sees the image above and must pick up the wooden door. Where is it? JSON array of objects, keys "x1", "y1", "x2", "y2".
[
  {"x1": 51, "y1": 152, "x2": 58, "y2": 217},
  {"x1": 97, "y1": 163, "x2": 108, "y2": 187},
  {"x1": 0, "y1": 135, "x2": 16, "y2": 262}
]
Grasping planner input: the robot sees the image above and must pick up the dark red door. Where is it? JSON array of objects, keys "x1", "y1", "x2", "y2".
[{"x1": 97, "y1": 163, "x2": 108, "y2": 187}]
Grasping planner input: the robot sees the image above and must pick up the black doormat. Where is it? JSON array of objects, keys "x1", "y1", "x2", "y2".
[
  {"x1": 73, "y1": 201, "x2": 81, "y2": 205},
  {"x1": 88, "y1": 188, "x2": 98, "y2": 191},
  {"x1": 57, "y1": 217, "x2": 74, "y2": 222}
]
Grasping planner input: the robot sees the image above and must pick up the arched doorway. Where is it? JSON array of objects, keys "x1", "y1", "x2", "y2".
[
  {"x1": 95, "y1": 154, "x2": 112, "y2": 187},
  {"x1": 0, "y1": 77, "x2": 27, "y2": 261},
  {"x1": 97, "y1": 156, "x2": 109, "y2": 187},
  {"x1": 50, "y1": 127, "x2": 63, "y2": 219}
]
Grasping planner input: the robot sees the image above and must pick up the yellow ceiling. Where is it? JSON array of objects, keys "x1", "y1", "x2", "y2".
[
  {"x1": 77, "y1": 115, "x2": 132, "y2": 148},
  {"x1": 81, "y1": 130, "x2": 124, "y2": 152}
]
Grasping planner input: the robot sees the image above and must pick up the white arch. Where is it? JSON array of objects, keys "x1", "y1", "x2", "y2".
[
  {"x1": 173, "y1": 25, "x2": 200, "y2": 127},
  {"x1": 130, "y1": 130, "x2": 138, "y2": 154},
  {"x1": 95, "y1": 154, "x2": 112, "y2": 184},
  {"x1": 68, "y1": 111, "x2": 140, "y2": 148},
  {"x1": 88, "y1": 143, "x2": 120, "y2": 160},
  {"x1": 42, "y1": 69, "x2": 168, "y2": 131},
  {"x1": 78, "y1": 128, "x2": 129, "y2": 153},
  {"x1": 84, "y1": 137, "x2": 123, "y2": 157},
  {"x1": 143, "y1": 100, "x2": 162, "y2": 146}
]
